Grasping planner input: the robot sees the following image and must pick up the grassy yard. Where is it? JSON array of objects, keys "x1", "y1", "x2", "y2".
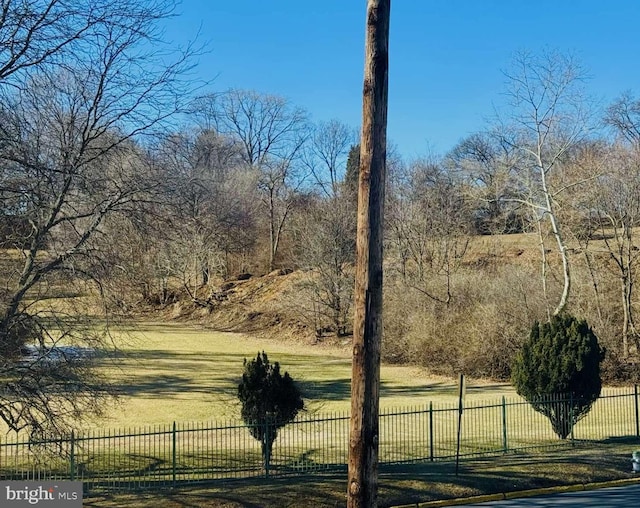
[
  {"x1": 95, "y1": 322, "x2": 514, "y2": 430},
  {"x1": 3, "y1": 321, "x2": 640, "y2": 507}
]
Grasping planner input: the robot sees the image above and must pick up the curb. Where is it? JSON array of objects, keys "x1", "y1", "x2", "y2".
[{"x1": 391, "y1": 477, "x2": 640, "y2": 507}]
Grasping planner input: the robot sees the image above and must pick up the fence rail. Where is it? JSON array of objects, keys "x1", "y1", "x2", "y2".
[{"x1": 1, "y1": 388, "x2": 639, "y2": 492}]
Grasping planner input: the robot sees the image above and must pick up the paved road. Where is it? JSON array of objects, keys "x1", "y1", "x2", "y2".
[{"x1": 461, "y1": 484, "x2": 640, "y2": 507}]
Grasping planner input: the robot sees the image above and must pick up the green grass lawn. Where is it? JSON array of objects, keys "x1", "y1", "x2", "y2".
[{"x1": 95, "y1": 322, "x2": 514, "y2": 430}]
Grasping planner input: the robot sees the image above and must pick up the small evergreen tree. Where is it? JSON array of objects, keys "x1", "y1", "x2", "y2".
[
  {"x1": 512, "y1": 314, "x2": 605, "y2": 439},
  {"x1": 238, "y1": 352, "x2": 304, "y2": 466}
]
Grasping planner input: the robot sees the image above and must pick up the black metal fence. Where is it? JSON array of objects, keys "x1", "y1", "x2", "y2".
[{"x1": 1, "y1": 388, "x2": 638, "y2": 492}]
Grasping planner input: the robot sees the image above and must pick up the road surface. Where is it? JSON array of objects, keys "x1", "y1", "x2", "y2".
[{"x1": 461, "y1": 484, "x2": 640, "y2": 506}]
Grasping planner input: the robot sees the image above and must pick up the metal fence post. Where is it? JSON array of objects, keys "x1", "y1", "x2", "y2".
[
  {"x1": 264, "y1": 417, "x2": 271, "y2": 478},
  {"x1": 429, "y1": 402, "x2": 434, "y2": 462},
  {"x1": 501, "y1": 396, "x2": 507, "y2": 454},
  {"x1": 69, "y1": 431, "x2": 75, "y2": 481},
  {"x1": 569, "y1": 394, "x2": 575, "y2": 445},
  {"x1": 172, "y1": 422, "x2": 177, "y2": 487},
  {"x1": 635, "y1": 385, "x2": 639, "y2": 438}
]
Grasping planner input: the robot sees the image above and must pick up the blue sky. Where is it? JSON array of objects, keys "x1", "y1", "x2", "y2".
[{"x1": 163, "y1": 1, "x2": 640, "y2": 158}]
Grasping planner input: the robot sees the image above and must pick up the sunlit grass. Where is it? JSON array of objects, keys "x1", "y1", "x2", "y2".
[{"x1": 94, "y1": 322, "x2": 516, "y2": 429}]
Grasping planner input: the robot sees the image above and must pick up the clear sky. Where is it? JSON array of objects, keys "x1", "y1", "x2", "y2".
[{"x1": 163, "y1": 1, "x2": 640, "y2": 158}]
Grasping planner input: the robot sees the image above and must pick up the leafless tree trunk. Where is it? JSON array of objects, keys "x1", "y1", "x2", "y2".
[
  {"x1": 348, "y1": 1, "x2": 390, "y2": 507},
  {"x1": 594, "y1": 145, "x2": 640, "y2": 357},
  {"x1": 387, "y1": 159, "x2": 469, "y2": 307},
  {"x1": 260, "y1": 159, "x2": 301, "y2": 271},
  {"x1": 446, "y1": 131, "x2": 526, "y2": 235},
  {"x1": 534, "y1": 212, "x2": 552, "y2": 321},
  {"x1": 294, "y1": 195, "x2": 355, "y2": 337},
  {"x1": 153, "y1": 128, "x2": 256, "y2": 292},
  {"x1": 501, "y1": 50, "x2": 592, "y2": 317}
]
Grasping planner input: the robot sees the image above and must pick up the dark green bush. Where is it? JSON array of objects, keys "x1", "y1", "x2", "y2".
[
  {"x1": 512, "y1": 314, "x2": 605, "y2": 439},
  {"x1": 238, "y1": 351, "x2": 304, "y2": 466}
]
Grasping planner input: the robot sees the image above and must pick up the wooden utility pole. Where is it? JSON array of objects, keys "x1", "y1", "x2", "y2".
[{"x1": 347, "y1": 1, "x2": 390, "y2": 507}]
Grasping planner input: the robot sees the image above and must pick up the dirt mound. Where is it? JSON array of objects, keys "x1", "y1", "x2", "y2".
[{"x1": 165, "y1": 269, "x2": 317, "y2": 343}]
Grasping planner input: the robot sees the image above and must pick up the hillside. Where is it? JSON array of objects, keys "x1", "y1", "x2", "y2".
[
  {"x1": 165, "y1": 268, "x2": 317, "y2": 340},
  {"x1": 164, "y1": 233, "x2": 543, "y2": 340},
  {"x1": 150, "y1": 229, "x2": 640, "y2": 383}
]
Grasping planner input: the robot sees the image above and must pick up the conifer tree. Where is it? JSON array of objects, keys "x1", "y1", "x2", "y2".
[
  {"x1": 512, "y1": 314, "x2": 605, "y2": 438},
  {"x1": 238, "y1": 352, "x2": 304, "y2": 466}
]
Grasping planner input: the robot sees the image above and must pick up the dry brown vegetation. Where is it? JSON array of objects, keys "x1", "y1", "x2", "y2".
[{"x1": 150, "y1": 230, "x2": 636, "y2": 385}]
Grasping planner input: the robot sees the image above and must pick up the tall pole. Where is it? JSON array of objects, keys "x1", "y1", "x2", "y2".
[{"x1": 347, "y1": 1, "x2": 390, "y2": 507}]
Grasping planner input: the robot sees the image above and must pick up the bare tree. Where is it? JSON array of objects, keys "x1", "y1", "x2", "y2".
[
  {"x1": 303, "y1": 119, "x2": 356, "y2": 197},
  {"x1": 0, "y1": 0, "x2": 146, "y2": 82},
  {"x1": 283, "y1": 120, "x2": 357, "y2": 335},
  {"x1": 598, "y1": 148, "x2": 640, "y2": 357},
  {"x1": 598, "y1": 93, "x2": 640, "y2": 356},
  {"x1": 387, "y1": 159, "x2": 470, "y2": 305},
  {"x1": 156, "y1": 128, "x2": 258, "y2": 296},
  {"x1": 605, "y1": 92, "x2": 640, "y2": 145},
  {"x1": 193, "y1": 89, "x2": 309, "y2": 166},
  {"x1": 446, "y1": 131, "x2": 526, "y2": 235},
  {"x1": 0, "y1": 0, "x2": 194, "y2": 436},
  {"x1": 500, "y1": 50, "x2": 592, "y2": 316},
  {"x1": 575, "y1": 141, "x2": 640, "y2": 358},
  {"x1": 555, "y1": 141, "x2": 608, "y2": 329},
  {"x1": 191, "y1": 90, "x2": 310, "y2": 270},
  {"x1": 294, "y1": 194, "x2": 355, "y2": 337}
]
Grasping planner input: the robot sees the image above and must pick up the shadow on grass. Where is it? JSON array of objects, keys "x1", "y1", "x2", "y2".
[
  {"x1": 101, "y1": 343, "x2": 488, "y2": 418},
  {"x1": 82, "y1": 443, "x2": 640, "y2": 508},
  {"x1": 466, "y1": 383, "x2": 514, "y2": 394},
  {"x1": 108, "y1": 347, "x2": 466, "y2": 408},
  {"x1": 106, "y1": 350, "x2": 253, "y2": 398},
  {"x1": 376, "y1": 445, "x2": 638, "y2": 506},
  {"x1": 85, "y1": 473, "x2": 349, "y2": 508},
  {"x1": 380, "y1": 380, "x2": 463, "y2": 401},
  {"x1": 299, "y1": 378, "x2": 350, "y2": 402},
  {"x1": 278, "y1": 372, "x2": 463, "y2": 406}
]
